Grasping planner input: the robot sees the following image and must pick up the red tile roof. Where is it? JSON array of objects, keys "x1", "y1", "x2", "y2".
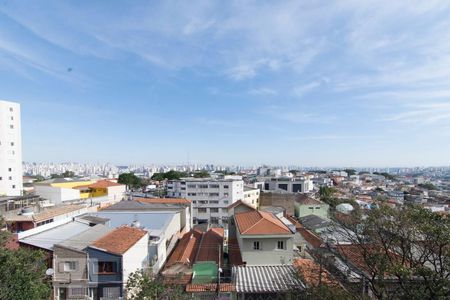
[
  {"x1": 294, "y1": 258, "x2": 340, "y2": 287},
  {"x1": 166, "y1": 229, "x2": 202, "y2": 267},
  {"x1": 336, "y1": 244, "x2": 408, "y2": 275},
  {"x1": 88, "y1": 180, "x2": 124, "y2": 189},
  {"x1": 196, "y1": 228, "x2": 224, "y2": 265},
  {"x1": 186, "y1": 283, "x2": 235, "y2": 292},
  {"x1": 228, "y1": 238, "x2": 244, "y2": 266},
  {"x1": 91, "y1": 226, "x2": 147, "y2": 255},
  {"x1": 227, "y1": 200, "x2": 255, "y2": 210},
  {"x1": 235, "y1": 210, "x2": 291, "y2": 235},
  {"x1": 136, "y1": 197, "x2": 191, "y2": 204},
  {"x1": 295, "y1": 194, "x2": 323, "y2": 205},
  {"x1": 299, "y1": 228, "x2": 323, "y2": 248}
]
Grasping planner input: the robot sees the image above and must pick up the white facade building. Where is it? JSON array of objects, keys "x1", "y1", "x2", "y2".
[
  {"x1": 264, "y1": 177, "x2": 314, "y2": 193},
  {"x1": 0, "y1": 100, "x2": 23, "y2": 196},
  {"x1": 167, "y1": 176, "x2": 244, "y2": 226}
]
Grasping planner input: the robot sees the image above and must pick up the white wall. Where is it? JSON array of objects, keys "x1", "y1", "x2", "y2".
[
  {"x1": 107, "y1": 185, "x2": 126, "y2": 203},
  {"x1": 122, "y1": 233, "x2": 149, "y2": 283},
  {"x1": 34, "y1": 185, "x2": 80, "y2": 205},
  {"x1": 0, "y1": 100, "x2": 23, "y2": 196},
  {"x1": 236, "y1": 231, "x2": 294, "y2": 266}
]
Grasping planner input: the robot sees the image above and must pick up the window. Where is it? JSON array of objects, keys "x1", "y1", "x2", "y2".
[
  {"x1": 0, "y1": 177, "x2": 2, "y2": 180},
  {"x1": 103, "y1": 287, "x2": 120, "y2": 299},
  {"x1": 278, "y1": 184, "x2": 288, "y2": 191},
  {"x1": 209, "y1": 200, "x2": 219, "y2": 204},
  {"x1": 315, "y1": 207, "x2": 321, "y2": 209},
  {"x1": 277, "y1": 241, "x2": 285, "y2": 250},
  {"x1": 9, "y1": 125, "x2": 14, "y2": 129},
  {"x1": 308, "y1": 207, "x2": 314, "y2": 210},
  {"x1": 223, "y1": 185, "x2": 229, "y2": 189},
  {"x1": 224, "y1": 193, "x2": 229, "y2": 197},
  {"x1": 253, "y1": 241, "x2": 261, "y2": 250},
  {"x1": 8, "y1": 168, "x2": 11, "y2": 172},
  {"x1": 209, "y1": 184, "x2": 220, "y2": 188},
  {"x1": 210, "y1": 217, "x2": 219, "y2": 224},
  {"x1": 222, "y1": 208, "x2": 228, "y2": 213},
  {"x1": 198, "y1": 208, "x2": 207, "y2": 213},
  {"x1": 209, "y1": 193, "x2": 219, "y2": 196},
  {"x1": 187, "y1": 184, "x2": 196, "y2": 188},
  {"x1": 198, "y1": 184, "x2": 208, "y2": 189},
  {"x1": 192, "y1": 201, "x2": 197, "y2": 204},
  {"x1": 210, "y1": 208, "x2": 219, "y2": 213},
  {"x1": 12, "y1": 185, "x2": 15, "y2": 189},
  {"x1": 223, "y1": 200, "x2": 229, "y2": 204},
  {"x1": 187, "y1": 193, "x2": 197, "y2": 196},
  {"x1": 181, "y1": 187, "x2": 186, "y2": 190},
  {"x1": 8, "y1": 176, "x2": 12, "y2": 180},
  {"x1": 37, "y1": 219, "x2": 53, "y2": 226},
  {"x1": 10, "y1": 116, "x2": 13, "y2": 121},
  {"x1": 9, "y1": 107, "x2": 13, "y2": 112},
  {"x1": 10, "y1": 142, "x2": 14, "y2": 146},
  {"x1": 98, "y1": 261, "x2": 115, "y2": 274},
  {"x1": 63, "y1": 261, "x2": 77, "y2": 272}
]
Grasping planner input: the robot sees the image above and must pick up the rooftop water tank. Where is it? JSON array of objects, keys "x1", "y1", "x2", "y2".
[
  {"x1": 336, "y1": 203, "x2": 354, "y2": 214},
  {"x1": 21, "y1": 207, "x2": 34, "y2": 216}
]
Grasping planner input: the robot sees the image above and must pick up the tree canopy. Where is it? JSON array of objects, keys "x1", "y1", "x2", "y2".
[
  {"x1": 151, "y1": 170, "x2": 188, "y2": 181},
  {"x1": 0, "y1": 218, "x2": 51, "y2": 300},
  {"x1": 335, "y1": 204, "x2": 450, "y2": 299},
  {"x1": 118, "y1": 172, "x2": 142, "y2": 188}
]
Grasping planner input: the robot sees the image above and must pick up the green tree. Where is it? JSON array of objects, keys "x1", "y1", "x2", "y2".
[
  {"x1": 0, "y1": 218, "x2": 51, "y2": 300},
  {"x1": 418, "y1": 183, "x2": 438, "y2": 190},
  {"x1": 193, "y1": 170, "x2": 210, "y2": 178},
  {"x1": 319, "y1": 186, "x2": 339, "y2": 208},
  {"x1": 126, "y1": 270, "x2": 186, "y2": 299},
  {"x1": 118, "y1": 172, "x2": 142, "y2": 189},
  {"x1": 336, "y1": 204, "x2": 450, "y2": 299},
  {"x1": 151, "y1": 170, "x2": 188, "y2": 181}
]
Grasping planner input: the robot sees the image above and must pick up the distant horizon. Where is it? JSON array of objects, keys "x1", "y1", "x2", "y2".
[
  {"x1": 22, "y1": 160, "x2": 450, "y2": 170},
  {"x1": 1, "y1": 2, "x2": 450, "y2": 166}
]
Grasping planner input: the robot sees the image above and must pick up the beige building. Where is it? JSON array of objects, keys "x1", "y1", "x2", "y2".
[
  {"x1": 242, "y1": 186, "x2": 260, "y2": 208},
  {"x1": 234, "y1": 210, "x2": 295, "y2": 266}
]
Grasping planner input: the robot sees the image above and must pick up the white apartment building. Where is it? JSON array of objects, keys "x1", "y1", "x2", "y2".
[
  {"x1": 167, "y1": 176, "x2": 244, "y2": 226},
  {"x1": 0, "y1": 100, "x2": 23, "y2": 196},
  {"x1": 263, "y1": 177, "x2": 314, "y2": 193}
]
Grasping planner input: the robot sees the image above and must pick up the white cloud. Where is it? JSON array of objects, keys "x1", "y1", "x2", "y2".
[{"x1": 248, "y1": 87, "x2": 277, "y2": 96}]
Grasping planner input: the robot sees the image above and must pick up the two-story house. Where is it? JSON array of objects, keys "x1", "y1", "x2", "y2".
[
  {"x1": 234, "y1": 210, "x2": 295, "y2": 266},
  {"x1": 53, "y1": 224, "x2": 113, "y2": 300},
  {"x1": 87, "y1": 226, "x2": 149, "y2": 300}
]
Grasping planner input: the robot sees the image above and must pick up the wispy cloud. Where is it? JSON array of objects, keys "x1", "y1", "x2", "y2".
[
  {"x1": 248, "y1": 87, "x2": 277, "y2": 96},
  {"x1": 286, "y1": 135, "x2": 379, "y2": 141},
  {"x1": 382, "y1": 103, "x2": 450, "y2": 125}
]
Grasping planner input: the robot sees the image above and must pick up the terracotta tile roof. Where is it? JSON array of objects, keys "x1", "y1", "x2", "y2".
[
  {"x1": 228, "y1": 237, "x2": 244, "y2": 266},
  {"x1": 136, "y1": 197, "x2": 191, "y2": 204},
  {"x1": 235, "y1": 210, "x2": 291, "y2": 235},
  {"x1": 227, "y1": 200, "x2": 255, "y2": 210},
  {"x1": 286, "y1": 215, "x2": 302, "y2": 230},
  {"x1": 196, "y1": 228, "x2": 224, "y2": 265},
  {"x1": 91, "y1": 226, "x2": 147, "y2": 255},
  {"x1": 88, "y1": 180, "x2": 124, "y2": 188},
  {"x1": 336, "y1": 244, "x2": 408, "y2": 275},
  {"x1": 166, "y1": 229, "x2": 202, "y2": 267},
  {"x1": 163, "y1": 274, "x2": 192, "y2": 285},
  {"x1": 294, "y1": 258, "x2": 340, "y2": 287},
  {"x1": 295, "y1": 194, "x2": 323, "y2": 205},
  {"x1": 299, "y1": 228, "x2": 323, "y2": 249},
  {"x1": 186, "y1": 283, "x2": 235, "y2": 292}
]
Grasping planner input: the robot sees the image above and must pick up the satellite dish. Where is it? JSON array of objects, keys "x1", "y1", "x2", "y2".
[{"x1": 46, "y1": 268, "x2": 54, "y2": 276}]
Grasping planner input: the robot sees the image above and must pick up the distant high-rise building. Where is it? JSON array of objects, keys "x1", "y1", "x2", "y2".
[{"x1": 0, "y1": 100, "x2": 23, "y2": 196}]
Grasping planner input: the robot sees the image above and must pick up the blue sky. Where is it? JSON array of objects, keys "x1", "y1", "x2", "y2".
[{"x1": 1, "y1": 1, "x2": 450, "y2": 167}]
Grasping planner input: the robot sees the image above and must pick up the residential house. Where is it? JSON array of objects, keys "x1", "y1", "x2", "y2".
[
  {"x1": 234, "y1": 210, "x2": 295, "y2": 266},
  {"x1": 87, "y1": 226, "x2": 149, "y2": 300},
  {"x1": 294, "y1": 195, "x2": 329, "y2": 219},
  {"x1": 53, "y1": 224, "x2": 113, "y2": 300}
]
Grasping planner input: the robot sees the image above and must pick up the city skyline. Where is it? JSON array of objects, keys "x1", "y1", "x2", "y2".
[{"x1": 1, "y1": 1, "x2": 450, "y2": 166}]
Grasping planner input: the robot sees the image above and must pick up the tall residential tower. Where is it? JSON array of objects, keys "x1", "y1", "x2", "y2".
[{"x1": 0, "y1": 100, "x2": 23, "y2": 196}]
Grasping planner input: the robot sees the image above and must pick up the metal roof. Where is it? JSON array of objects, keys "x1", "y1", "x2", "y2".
[
  {"x1": 57, "y1": 224, "x2": 113, "y2": 251},
  {"x1": 233, "y1": 265, "x2": 305, "y2": 293},
  {"x1": 88, "y1": 211, "x2": 177, "y2": 237},
  {"x1": 20, "y1": 221, "x2": 91, "y2": 251}
]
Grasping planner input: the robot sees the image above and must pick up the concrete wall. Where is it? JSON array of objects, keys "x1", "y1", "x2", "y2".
[
  {"x1": 259, "y1": 192, "x2": 295, "y2": 216},
  {"x1": 107, "y1": 185, "x2": 126, "y2": 203},
  {"x1": 122, "y1": 233, "x2": 149, "y2": 284},
  {"x1": 34, "y1": 185, "x2": 80, "y2": 205},
  {"x1": 295, "y1": 203, "x2": 329, "y2": 219},
  {"x1": 237, "y1": 232, "x2": 294, "y2": 266}
]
